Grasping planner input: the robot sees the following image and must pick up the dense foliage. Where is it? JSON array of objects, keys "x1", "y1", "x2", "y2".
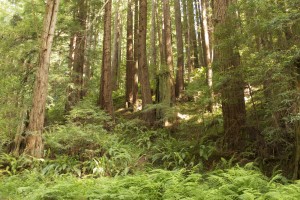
[
  {"x1": 2, "y1": 164, "x2": 300, "y2": 199},
  {"x1": 1, "y1": 0, "x2": 300, "y2": 199}
]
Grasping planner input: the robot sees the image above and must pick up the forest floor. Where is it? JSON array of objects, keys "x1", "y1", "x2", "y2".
[
  {"x1": 1, "y1": 102, "x2": 300, "y2": 199},
  {"x1": 2, "y1": 165, "x2": 300, "y2": 199}
]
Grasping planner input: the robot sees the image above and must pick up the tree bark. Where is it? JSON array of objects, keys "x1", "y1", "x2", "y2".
[
  {"x1": 150, "y1": 0, "x2": 157, "y2": 81},
  {"x1": 156, "y1": 1, "x2": 164, "y2": 70},
  {"x1": 112, "y1": 0, "x2": 121, "y2": 91},
  {"x1": 132, "y1": 0, "x2": 139, "y2": 111},
  {"x1": 182, "y1": 0, "x2": 191, "y2": 82},
  {"x1": 194, "y1": 0, "x2": 204, "y2": 67},
  {"x1": 200, "y1": 0, "x2": 213, "y2": 112},
  {"x1": 162, "y1": 0, "x2": 175, "y2": 104},
  {"x1": 83, "y1": 0, "x2": 93, "y2": 97},
  {"x1": 65, "y1": 0, "x2": 87, "y2": 112},
  {"x1": 98, "y1": 0, "x2": 114, "y2": 115},
  {"x1": 155, "y1": 2, "x2": 163, "y2": 103},
  {"x1": 174, "y1": 0, "x2": 184, "y2": 98},
  {"x1": 25, "y1": 0, "x2": 60, "y2": 158},
  {"x1": 138, "y1": 0, "x2": 155, "y2": 122},
  {"x1": 213, "y1": 0, "x2": 246, "y2": 151},
  {"x1": 125, "y1": 0, "x2": 135, "y2": 109},
  {"x1": 187, "y1": 0, "x2": 200, "y2": 69}
]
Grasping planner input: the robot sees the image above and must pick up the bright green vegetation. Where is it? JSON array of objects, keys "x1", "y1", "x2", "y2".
[
  {"x1": 0, "y1": 102, "x2": 299, "y2": 199},
  {"x1": 1, "y1": 164, "x2": 300, "y2": 199},
  {"x1": 1, "y1": 0, "x2": 300, "y2": 199}
]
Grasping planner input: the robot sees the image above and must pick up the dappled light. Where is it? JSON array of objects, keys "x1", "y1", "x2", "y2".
[{"x1": 1, "y1": 0, "x2": 300, "y2": 199}]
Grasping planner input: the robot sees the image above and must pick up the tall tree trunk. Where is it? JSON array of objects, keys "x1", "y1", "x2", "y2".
[
  {"x1": 25, "y1": 0, "x2": 60, "y2": 158},
  {"x1": 155, "y1": 1, "x2": 163, "y2": 103},
  {"x1": 174, "y1": 0, "x2": 184, "y2": 98},
  {"x1": 98, "y1": 0, "x2": 113, "y2": 115},
  {"x1": 213, "y1": 0, "x2": 246, "y2": 151},
  {"x1": 182, "y1": 0, "x2": 191, "y2": 82},
  {"x1": 83, "y1": 0, "x2": 93, "y2": 96},
  {"x1": 65, "y1": 34, "x2": 76, "y2": 112},
  {"x1": 160, "y1": 0, "x2": 175, "y2": 105},
  {"x1": 112, "y1": 0, "x2": 121, "y2": 91},
  {"x1": 132, "y1": 0, "x2": 139, "y2": 111},
  {"x1": 66, "y1": 0, "x2": 87, "y2": 112},
  {"x1": 194, "y1": 0, "x2": 204, "y2": 67},
  {"x1": 125, "y1": 0, "x2": 135, "y2": 109},
  {"x1": 150, "y1": 0, "x2": 157, "y2": 81},
  {"x1": 160, "y1": 1, "x2": 166, "y2": 69},
  {"x1": 187, "y1": 0, "x2": 200, "y2": 69},
  {"x1": 138, "y1": 0, "x2": 155, "y2": 122},
  {"x1": 117, "y1": 20, "x2": 122, "y2": 89},
  {"x1": 200, "y1": 0, "x2": 213, "y2": 112}
]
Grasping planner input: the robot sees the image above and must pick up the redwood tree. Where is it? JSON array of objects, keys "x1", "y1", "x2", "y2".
[
  {"x1": 138, "y1": 0, "x2": 155, "y2": 122},
  {"x1": 125, "y1": 0, "x2": 135, "y2": 109},
  {"x1": 187, "y1": 0, "x2": 200, "y2": 69},
  {"x1": 132, "y1": 0, "x2": 139, "y2": 110},
  {"x1": 150, "y1": 0, "x2": 157, "y2": 80},
  {"x1": 174, "y1": 0, "x2": 184, "y2": 98},
  {"x1": 182, "y1": 0, "x2": 191, "y2": 82},
  {"x1": 160, "y1": 0, "x2": 175, "y2": 105},
  {"x1": 198, "y1": 0, "x2": 213, "y2": 112},
  {"x1": 112, "y1": 0, "x2": 121, "y2": 91},
  {"x1": 213, "y1": 0, "x2": 246, "y2": 151},
  {"x1": 98, "y1": 0, "x2": 113, "y2": 115},
  {"x1": 24, "y1": 0, "x2": 60, "y2": 158},
  {"x1": 65, "y1": 0, "x2": 87, "y2": 112}
]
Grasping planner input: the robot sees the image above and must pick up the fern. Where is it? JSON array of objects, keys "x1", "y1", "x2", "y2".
[{"x1": 1, "y1": 166, "x2": 300, "y2": 199}]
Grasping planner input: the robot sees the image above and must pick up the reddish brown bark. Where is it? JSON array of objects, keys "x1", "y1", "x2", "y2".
[
  {"x1": 98, "y1": 0, "x2": 113, "y2": 115},
  {"x1": 187, "y1": 0, "x2": 200, "y2": 69},
  {"x1": 126, "y1": 0, "x2": 135, "y2": 109},
  {"x1": 66, "y1": 0, "x2": 87, "y2": 112},
  {"x1": 112, "y1": 0, "x2": 121, "y2": 91},
  {"x1": 182, "y1": 0, "x2": 191, "y2": 82},
  {"x1": 138, "y1": 0, "x2": 155, "y2": 122},
  {"x1": 174, "y1": 0, "x2": 184, "y2": 98},
  {"x1": 150, "y1": 0, "x2": 157, "y2": 80},
  {"x1": 162, "y1": 0, "x2": 175, "y2": 104},
  {"x1": 213, "y1": 0, "x2": 246, "y2": 151},
  {"x1": 25, "y1": 0, "x2": 60, "y2": 158},
  {"x1": 132, "y1": 0, "x2": 139, "y2": 110}
]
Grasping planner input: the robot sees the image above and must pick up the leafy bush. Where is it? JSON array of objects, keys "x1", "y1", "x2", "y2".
[
  {"x1": 44, "y1": 123, "x2": 106, "y2": 158},
  {"x1": 44, "y1": 101, "x2": 113, "y2": 157},
  {"x1": 66, "y1": 102, "x2": 112, "y2": 126},
  {"x1": 0, "y1": 153, "x2": 43, "y2": 176}
]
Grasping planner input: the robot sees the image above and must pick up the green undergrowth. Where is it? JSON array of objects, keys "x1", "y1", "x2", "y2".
[
  {"x1": 1, "y1": 101, "x2": 300, "y2": 199},
  {"x1": 1, "y1": 164, "x2": 300, "y2": 200}
]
